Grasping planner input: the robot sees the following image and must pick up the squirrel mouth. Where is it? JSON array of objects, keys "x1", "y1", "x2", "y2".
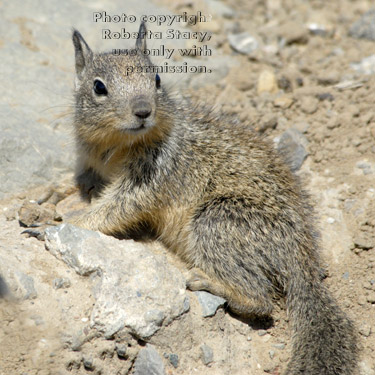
[
  {"x1": 124, "y1": 123, "x2": 147, "y2": 133},
  {"x1": 123, "y1": 119, "x2": 155, "y2": 134},
  {"x1": 128, "y1": 124, "x2": 145, "y2": 131}
]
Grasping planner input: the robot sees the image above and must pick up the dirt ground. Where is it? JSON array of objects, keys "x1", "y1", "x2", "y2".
[{"x1": 1, "y1": 0, "x2": 375, "y2": 374}]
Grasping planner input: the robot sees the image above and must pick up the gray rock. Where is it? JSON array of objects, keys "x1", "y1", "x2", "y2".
[
  {"x1": 45, "y1": 224, "x2": 189, "y2": 339},
  {"x1": 200, "y1": 344, "x2": 213, "y2": 365},
  {"x1": 0, "y1": 257, "x2": 37, "y2": 300},
  {"x1": 82, "y1": 355, "x2": 94, "y2": 370},
  {"x1": 45, "y1": 225, "x2": 101, "y2": 276},
  {"x1": 195, "y1": 291, "x2": 226, "y2": 317},
  {"x1": 356, "y1": 160, "x2": 373, "y2": 175},
  {"x1": 228, "y1": 32, "x2": 259, "y2": 55},
  {"x1": 349, "y1": 9, "x2": 375, "y2": 41},
  {"x1": 169, "y1": 353, "x2": 179, "y2": 368},
  {"x1": 134, "y1": 344, "x2": 165, "y2": 375},
  {"x1": 116, "y1": 344, "x2": 127, "y2": 358},
  {"x1": 0, "y1": 10, "x2": 75, "y2": 200},
  {"x1": 276, "y1": 128, "x2": 309, "y2": 172},
  {"x1": 0, "y1": 275, "x2": 9, "y2": 298}
]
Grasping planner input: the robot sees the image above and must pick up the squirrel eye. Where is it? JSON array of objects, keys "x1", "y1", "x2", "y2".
[
  {"x1": 93, "y1": 79, "x2": 108, "y2": 95},
  {"x1": 155, "y1": 74, "x2": 161, "y2": 89}
]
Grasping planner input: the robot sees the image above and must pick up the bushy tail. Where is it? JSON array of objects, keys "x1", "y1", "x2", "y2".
[{"x1": 285, "y1": 275, "x2": 358, "y2": 375}]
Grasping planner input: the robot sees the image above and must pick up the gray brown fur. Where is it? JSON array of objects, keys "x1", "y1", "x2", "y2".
[{"x1": 71, "y1": 23, "x2": 358, "y2": 374}]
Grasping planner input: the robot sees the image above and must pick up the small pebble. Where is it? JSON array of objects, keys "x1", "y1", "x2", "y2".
[
  {"x1": 342, "y1": 272, "x2": 349, "y2": 280},
  {"x1": 317, "y1": 93, "x2": 334, "y2": 102},
  {"x1": 134, "y1": 344, "x2": 165, "y2": 375},
  {"x1": 258, "y1": 114, "x2": 278, "y2": 133},
  {"x1": 200, "y1": 344, "x2": 213, "y2": 365},
  {"x1": 300, "y1": 96, "x2": 319, "y2": 114},
  {"x1": 349, "y1": 9, "x2": 375, "y2": 41},
  {"x1": 257, "y1": 329, "x2": 268, "y2": 336},
  {"x1": 278, "y1": 21, "x2": 309, "y2": 45},
  {"x1": 82, "y1": 355, "x2": 94, "y2": 370},
  {"x1": 195, "y1": 291, "x2": 226, "y2": 317},
  {"x1": 351, "y1": 55, "x2": 375, "y2": 75},
  {"x1": 30, "y1": 315, "x2": 44, "y2": 326},
  {"x1": 169, "y1": 353, "x2": 179, "y2": 368},
  {"x1": 116, "y1": 344, "x2": 127, "y2": 358},
  {"x1": 258, "y1": 70, "x2": 278, "y2": 94},
  {"x1": 358, "y1": 360, "x2": 375, "y2": 375},
  {"x1": 277, "y1": 128, "x2": 309, "y2": 172},
  {"x1": 359, "y1": 324, "x2": 371, "y2": 337},
  {"x1": 316, "y1": 72, "x2": 340, "y2": 86},
  {"x1": 228, "y1": 32, "x2": 259, "y2": 55},
  {"x1": 274, "y1": 96, "x2": 294, "y2": 109},
  {"x1": 357, "y1": 294, "x2": 367, "y2": 306},
  {"x1": 366, "y1": 292, "x2": 375, "y2": 304},
  {"x1": 354, "y1": 234, "x2": 374, "y2": 250},
  {"x1": 308, "y1": 23, "x2": 329, "y2": 36},
  {"x1": 277, "y1": 76, "x2": 292, "y2": 92}
]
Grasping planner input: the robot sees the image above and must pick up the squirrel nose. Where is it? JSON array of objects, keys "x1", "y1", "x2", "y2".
[{"x1": 133, "y1": 101, "x2": 152, "y2": 119}]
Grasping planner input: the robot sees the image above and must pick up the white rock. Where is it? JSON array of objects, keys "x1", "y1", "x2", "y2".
[{"x1": 45, "y1": 224, "x2": 189, "y2": 339}]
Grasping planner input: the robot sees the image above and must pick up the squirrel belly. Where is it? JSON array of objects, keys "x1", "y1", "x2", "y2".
[{"x1": 71, "y1": 22, "x2": 358, "y2": 375}]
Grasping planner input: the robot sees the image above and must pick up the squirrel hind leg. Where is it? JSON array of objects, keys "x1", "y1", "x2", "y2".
[
  {"x1": 187, "y1": 267, "x2": 273, "y2": 318},
  {"x1": 184, "y1": 198, "x2": 278, "y2": 318}
]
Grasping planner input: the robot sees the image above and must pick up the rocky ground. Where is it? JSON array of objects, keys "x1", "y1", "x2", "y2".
[{"x1": 1, "y1": 0, "x2": 375, "y2": 374}]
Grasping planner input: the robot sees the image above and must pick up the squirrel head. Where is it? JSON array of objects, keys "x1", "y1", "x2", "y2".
[{"x1": 72, "y1": 22, "x2": 165, "y2": 148}]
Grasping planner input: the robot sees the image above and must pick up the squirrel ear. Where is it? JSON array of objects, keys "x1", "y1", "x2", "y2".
[
  {"x1": 72, "y1": 29, "x2": 92, "y2": 78},
  {"x1": 136, "y1": 21, "x2": 147, "y2": 52}
]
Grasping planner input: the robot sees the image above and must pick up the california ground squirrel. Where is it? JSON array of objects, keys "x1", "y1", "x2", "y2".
[{"x1": 71, "y1": 22, "x2": 357, "y2": 374}]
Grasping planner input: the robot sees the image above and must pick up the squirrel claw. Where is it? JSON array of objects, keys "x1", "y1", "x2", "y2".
[
  {"x1": 21, "y1": 223, "x2": 56, "y2": 241},
  {"x1": 22, "y1": 228, "x2": 45, "y2": 241}
]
